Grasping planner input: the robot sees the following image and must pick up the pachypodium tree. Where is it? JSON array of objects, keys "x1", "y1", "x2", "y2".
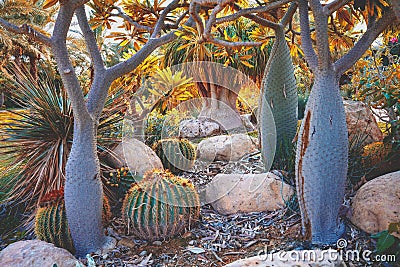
[
  {"x1": 0, "y1": 0, "x2": 188, "y2": 256},
  {"x1": 258, "y1": 3, "x2": 298, "y2": 170},
  {"x1": 296, "y1": 0, "x2": 397, "y2": 244},
  {"x1": 0, "y1": 0, "x2": 293, "y2": 256}
]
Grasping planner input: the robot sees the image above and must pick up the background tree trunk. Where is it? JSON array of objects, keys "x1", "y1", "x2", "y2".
[
  {"x1": 295, "y1": 71, "x2": 347, "y2": 243},
  {"x1": 64, "y1": 120, "x2": 105, "y2": 257},
  {"x1": 196, "y1": 82, "x2": 242, "y2": 130}
]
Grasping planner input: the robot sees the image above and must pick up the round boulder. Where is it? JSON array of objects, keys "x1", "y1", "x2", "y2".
[
  {"x1": 202, "y1": 173, "x2": 293, "y2": 215},
  {"x1": 179, "y1": 118, "x2": 221, "y2": 138},
  {"x1": 0, "y1": 240, "x2": 81, "y2": 267},
  {"x1": 107, "y1": 138, "x2": 164, "y2": 175},
  {"x1": 344, "y1": 100, "x2": 383, "y2": 146},
  {"x1": 197, "y1": 133, "x2": 259, "y2": 162},
  {"x1": 351, "y1": 171, "x2": 400, "y2": 238}
]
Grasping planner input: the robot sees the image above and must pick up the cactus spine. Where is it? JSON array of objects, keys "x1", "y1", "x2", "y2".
[
  {"x1": 153, "y1": 138, "x2": 196, "y2": 174},
  {"x1": 259, "y1": 26, "x2": 298, "y2": 168},
  {"x1": 35, "y1": 188, "x2": 112, "y2": 253},
  {"x1": 122, "y1": 169, "x2": 200, "y2": 241}
]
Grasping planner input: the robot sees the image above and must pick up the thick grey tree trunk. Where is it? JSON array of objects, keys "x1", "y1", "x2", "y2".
[
  {"x1": 64, "y1": 120, "x2": 105, "y2": 257},
  {"x1": 295, "y1": 70, "x2": 347, "y2": 243},
  {"x1": 198, "y1": 84, "x2": 242, "y2": 130}
]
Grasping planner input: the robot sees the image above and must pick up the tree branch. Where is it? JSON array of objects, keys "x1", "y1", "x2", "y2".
[
  {"x1": 76, "y1": 6, "x2": 105, "y2": 72},
  {"x1": 203, "y1": 0, "x2": 234, "y2": 39},
  {"x1": 189, "y1": 1, "x2": 204, "y2": 34},
  {"x1": 245, "y1": 14, "x2": 279, "y2": 29},
  {"x1": 151, "y1": 0, "x2": 181, "y2": 38},
  {"x1": 308, "y1": 0, "x2": 331, "y2": 71},
  {"x1": 109, "y1": 6, "x2": 153, "y2": 32},
  {"x1": 215, "y1": 0, "x2": 292, "y2": 24},
  {"x1": 86, "y1": 0, "x2": 182, "y2": 120},
  {"x1": 0, "y1": 18, "x2": 52, "y2": 46},
  {"x1": 281, "y1": 2, "x2": 298, "y2": 27},
  {"x1": 51, "y1": 3, "x2": 90, "y2": 123},
  {"x1": 334, "y1": 9, "x2": 396, "y2": 75},
  {"x1": 298, "y1": 0, "x2": 318, "y2": 71},
  {"x1": 323, "y1": 0, "x2": 350, "y2": 16}
]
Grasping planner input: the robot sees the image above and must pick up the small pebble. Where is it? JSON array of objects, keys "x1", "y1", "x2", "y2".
[
  {"x1": 153, "y1": 240, "x2": 162, "y2": 246},
  {"x1": 188, "y1": 240, "x2": 196, "y2": 245},
  {"x1": 139, "y1": 250, "x2": 147, "y2": 256},
  {"x1": 102, "y1": 254, "x2": 108, "y2": 260}
]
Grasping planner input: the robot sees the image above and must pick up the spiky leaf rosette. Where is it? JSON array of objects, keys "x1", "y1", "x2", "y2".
[
  {"x1": 153, "y1": 138, "x2": 196, "y2": 174},
  {"x1": 260, "y1": 26, "x2": 298, "y2": 168},
  {"x1": 122, "y1": 169, "x2": 200, "y2": 241},
  {"x1": 35, "y1": 187, "x2": 112, "y2": 253},
  {"x1": 0, "y1": 66, "x2": 125, "y2": 224}
]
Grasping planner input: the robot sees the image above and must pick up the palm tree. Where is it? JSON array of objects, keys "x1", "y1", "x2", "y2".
[{"x1": 163, "y1": 18, "x2": 270, "y2": 130}]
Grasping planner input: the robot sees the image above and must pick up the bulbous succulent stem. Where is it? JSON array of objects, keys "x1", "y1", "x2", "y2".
[
  {"x1": 259, "y1": 25, "x2": 298, "y2": 169},
  {"x1": 65, "y1": 121, "x2": 105, "y2": 257},
  {"x1": 295, "y1": 70, "x2": 347, "y2": 243}
]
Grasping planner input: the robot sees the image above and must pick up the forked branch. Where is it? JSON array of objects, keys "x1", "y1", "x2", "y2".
[
  {"x1": 76, "y1": 6, "x2": 105, "y2": 72},
  {"x1": 334, "y1": 9, "x2": 396, "y2": 75},
  {"x1": 298, "y1": 0, "x2": 318, "y2": 71},
  {"x1": 0, "y1": 18, "x2": 52, "y2": 46}
]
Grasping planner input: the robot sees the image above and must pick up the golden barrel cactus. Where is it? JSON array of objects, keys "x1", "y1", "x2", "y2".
[{"x1": 122, "y1": 169, "x2": 200, "y2": 241}]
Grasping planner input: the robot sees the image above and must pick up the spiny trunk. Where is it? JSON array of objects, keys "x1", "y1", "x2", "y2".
[
  {"x1": 259, "y1": 26, "x2": 298, "y2": 168},
  {"x1": 295, "y1": 71, "x2": 347, "y2": 244},
  {"x1": 198, "y1": 83, "x2": 242, "y2": 130},
  {"x1": 64, "y1": 120, "x2": 105, "y2": 257}
]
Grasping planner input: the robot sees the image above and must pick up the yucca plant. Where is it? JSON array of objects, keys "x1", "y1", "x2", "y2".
[{"x1": 0, "y1": 65, "x2": 125, "y2": 225}]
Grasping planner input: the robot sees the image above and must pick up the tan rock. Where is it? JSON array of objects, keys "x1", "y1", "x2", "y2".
[
  {"x1": 224, "y1": 249, "x2": 346, "y2": 267},
  {"x1": 179, "y1": 118, "x2": 221, "y2": 138},
  {"x1": 108, "y1": 138, "x2": 163, "y2": 175},
  {"x1": 202, "y1": 173, "x2": 293, "y2": 215},
  {"x1": 351, "y1": 171, "x2": 400, "y2": 238},
  {"x1": 0, "y1": 240, "x2": 81, "y2": 267},
  {"x1": 344, "y1": 100, "x2": 383, "y2": 146},
  {"x1": 197, "y1": 134, "x2": 259, "y2": 162}
]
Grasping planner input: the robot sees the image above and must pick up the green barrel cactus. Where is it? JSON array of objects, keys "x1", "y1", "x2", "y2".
[
  {"x1": 34, "y1": 188, "x2": 75, "y2": 253},
  {"x1": 122, "y1": 169, "x2": 200, "y2": 241},
  {"x1": 153, "y1": 138, "x2": 196, "y2": 174},
  {"x1": 259, "y1": 26, "x2": 298, "y2": 169},
  {"x1": 35, "y1": 187, "x2": 112, "y2": 253}
]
